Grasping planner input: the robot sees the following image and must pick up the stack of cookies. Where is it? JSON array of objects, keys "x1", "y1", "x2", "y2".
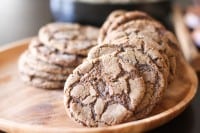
[
  {"x1": 64, "y1": 11, "x2": 181, "y2": 127},
  {"x1": 18, "y1": 23, "x2": 99, "y2": 89}
]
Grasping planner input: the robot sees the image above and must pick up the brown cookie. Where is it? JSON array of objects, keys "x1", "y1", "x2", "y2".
[
  {"x1": 22, "y1": 51, "x2": 74, "y2": 75},
  {"x1": 20, "y1": 73, "x2": 64, "y2": 89},
  {"x1": 88, "y1": 44, "x2": 166, "y2": 119},
  {"x1": 64, "y1": 52, "x2": 146, "y2": 127},
  {"x1": 102, "y1": 19, "x2": 165, "y2": 44},
  {"x1": 39, "y1": 23, "x2": 99, "y2": 56},
  {"x1": 99, "y1": 10, "x2": 152, "y2": 44},
  {"x1": 29, "y1": 38, "x2": 84, "y2": 67},
  {"x1": 18, "y1": 52, "x2": 68, "y2": 81}
]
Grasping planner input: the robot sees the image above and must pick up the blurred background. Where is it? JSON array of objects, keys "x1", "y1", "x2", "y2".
[
  {"x1": 0, "y1": 0, "x2": 189, "y2": 45},
  {"x1": 1, "y1": 0, "x2": 200, "y2": 133}
]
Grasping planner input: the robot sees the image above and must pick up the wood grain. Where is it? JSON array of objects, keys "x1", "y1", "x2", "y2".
[
  {"x1": 0, "y1": 39, "x2": 198, "y2": 133},
  {"x1": 173, "y1": 5, "x2": 200, "y2": 71}
]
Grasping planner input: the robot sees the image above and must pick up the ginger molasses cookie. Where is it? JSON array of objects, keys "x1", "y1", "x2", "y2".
[
  {"x1": 99, "y1": 11, "x2": 152, "y2": 44},
  {"x1": 29, "y1": 38, "x2": 84, "y2": 67},
  {"x1": 39, "y1": 23, "x2": 99, "y2": 56},
  {"x1": 64, "y1": 52, "x2": 146, "y2": 127}
]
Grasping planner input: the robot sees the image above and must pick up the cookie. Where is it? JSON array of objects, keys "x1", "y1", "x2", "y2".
[
  {"x1": 102, "y1": 19, "x2": 165, "y2": 44},
  {"x1": 39, "y1": 23, "x2": 99, "y2": 56},
  {"x1": 29, "y1": 38, "x2": 84, "y2": 67},
  {"x1": 64, "y1": 52, "x2": 146, "y2": 127},
  {"x1": 99, "y1": 11, "x2": 152, "y2": 44},
  {"x1": 23, "y1": 51, "x2": 74, "y2": 75},
  {"x1": 18, "y1": 52, "x2": 68, "y2": 81},
  {"x1": 88, "y1": 44, "x2": 166, "y2": 119},
  {"x1": 20, "y1": 73, "x2": 64, "y2": 89}
]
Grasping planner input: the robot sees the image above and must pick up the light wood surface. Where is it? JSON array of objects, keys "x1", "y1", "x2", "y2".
[
  {"x1": 0, "y1": 39, "x2": 198, "y2": 133},
  {"x1": 173, "y1": 5, "x2": 200, "y2": 71}
]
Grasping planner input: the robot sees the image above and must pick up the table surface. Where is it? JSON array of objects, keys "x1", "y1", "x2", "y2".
[{"x1": 0, "y1": 0, "x2": 199, "y2": 133}]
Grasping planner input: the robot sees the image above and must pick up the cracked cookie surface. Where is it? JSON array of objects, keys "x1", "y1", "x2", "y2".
[
  {"x1": 88, "y1": 44, "x2": 166, "y2": 119},
  {"x1": 39, "y1": 23, "x2": 99, "y2": 56},
  {"x1": 29, "y1": 38, "x2": 84, "y2": 67},
  {"x1": 64, "y1": 52, "x2": 146, "y2": 127},
  {"x1": 101, "y1": 19, "x2": 178, "y2": 83}
]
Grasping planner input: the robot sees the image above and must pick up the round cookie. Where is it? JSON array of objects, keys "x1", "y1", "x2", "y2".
[
  {"x1": 39, "y1": 23, "x2": 99, "y2": 56},
  {"x1": 88, "y1": 44, "x2": 167, "y2": 119},
  {"x1": 99, "y1": 11, "x2": 152, "y2": 44},
  {"x1": 23, "y1": 51, "x2": 74, "y2": 75},
  {"x1": 107, "y1": 11, "x2": 153, "y2": 36},
  {"x1": 102, "y1": 19, "x2": 165, "y2": 45},
  {"x1": 18, "y1": 52, "x2": 68, "y2": 81},
  {"x1": 29, "y1": 38, "x2": 84, "y2": 67},
  {"x1": 20, "y1": 73, "x2": 64, "y2": 89},
  {"x1": 64, "y1": 52, "x2": 146, "y2": 127}
]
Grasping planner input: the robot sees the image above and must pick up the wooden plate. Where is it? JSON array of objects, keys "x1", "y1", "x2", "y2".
[{"x1": 0, "y1": 39, "x2": 198, "y2": 133}]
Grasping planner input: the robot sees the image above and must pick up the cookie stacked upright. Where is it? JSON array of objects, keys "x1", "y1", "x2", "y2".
[
  {"x1": 18, "y1": 23, "x2": 99, "y2": 89},
  {"x1": 64, "y1": 11, "x2": 181, "y2": 127}
]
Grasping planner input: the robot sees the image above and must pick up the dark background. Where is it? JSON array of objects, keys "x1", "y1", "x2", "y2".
[{"x1": 1, "y1": 0, "x2": 200, "y2": 133}]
